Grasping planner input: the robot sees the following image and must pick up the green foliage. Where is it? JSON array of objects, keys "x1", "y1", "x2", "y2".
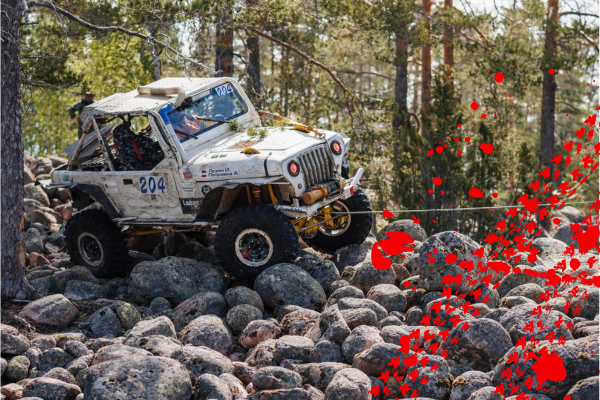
[{"x1": 247, "y1": 127, "x2": 268, "y2": 139}]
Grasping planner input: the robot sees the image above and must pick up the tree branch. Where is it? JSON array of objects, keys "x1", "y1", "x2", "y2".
[
  {"x1": 21, "y1": 78, "x2": 61, "y2": 90},
  {"x1": 26, "y1": 1, "x2": 215, "y2": 73},
  {"x1": 244, "y1": 26, "x2": 357, "y2": 102},
  {"x1": 559, "y1": 11, "x2": 599, "y2": 18},
  {"x1": 556, "y1": 100, "x2": 579, "y2": 110},
  {"x1": 339, "y1": 69, "x2": 395, "y2": 81}
]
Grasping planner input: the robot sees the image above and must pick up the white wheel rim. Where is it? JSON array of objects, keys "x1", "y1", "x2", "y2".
[
  {"x1": 77, "y1": 232, "x2": 104, "y2": 267},
  {"x1": 234, "y1": 228, "x2": 274, "y2": 267},
  {"x1": 319, "y1": 201, "x2": 352, "y2": 237}
]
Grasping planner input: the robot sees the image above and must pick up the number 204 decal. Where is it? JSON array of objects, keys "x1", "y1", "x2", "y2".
[{"x1": 139, "y1": 176, "x2": 166, "y2": 194}]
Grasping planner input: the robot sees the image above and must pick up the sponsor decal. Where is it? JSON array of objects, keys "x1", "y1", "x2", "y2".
[
  {"x1": 104, "y1": 180, "x2": 119, "y2": 193},
  {"x1": 201, "y1": 167, "x2": 239, "y2": 179},
  {"x1": 180, "y1": 198, "x2": 202, "y2": 214},
  {"x1": 183, "y1": 167, "x2": 193, "y2": 180},
  {"x1": 201, "y1": 185, "x2": 211, "y2": 196},
  {"x1": 181, "y1": 182, "x2": 195, "y2": 196},
  {"x1": 62, "y1": 173, "x2": 72, "y2": 182}
]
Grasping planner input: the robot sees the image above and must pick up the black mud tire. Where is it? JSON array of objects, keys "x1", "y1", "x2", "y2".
[
  {"x1": 214, "y1": 204, "x2": 299, "y2": 281},
  {"x1": 65, "y1": 209, "x2": 130, "y2": 278},
  {"x1": 304, "y1": 188, "x2": 373, "y2": 254}
]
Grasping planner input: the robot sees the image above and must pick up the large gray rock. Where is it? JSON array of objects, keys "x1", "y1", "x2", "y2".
[
  {"x1": 273, "y1": 335, "x2": 315, "y2": 363},
  {"x1": 5, "y1": 355, "x2": 30, "y2": 381},
  {"x1": 64, "y1": 280, "x2": 110, "y2": 301},
  {"x1": 306, "y1": 260, "x2": 341, "y2": 295},
  {"x1": 163, "y1": 232, "x2": 190, "y2": 256},
  {"x1": 126, "y1": 335, "x2": 182, "y2": 357},
  {"x1": 194, "y1": 373, "x2": 233, "y2": 400},
  {"x1": 564, "y1": 375, "x2": 599, "y2": 400},
  {"x1": 239, "y1": 320, "x2": 281, "y2": 349},
  {"x1": 325, "y1": 286, "x2": 364, "y2": 308},
  {"x1": 175, "y1": 241, "x2": 220, "y2": 266},
  {"x1": 496, "y1": 267, "x2": 548, "y2": 298},
  {"x1": 294, "y1": 362, "x2": 351, "y2": 392},
  {"x1": 171, "y1": 345, "x2": 233, "y2": 377},
  {"x1": 226, "y1": 304, "x2": 263, "y2": 334},
  {"x1": 125, "y1": 316, "x2": 176, "y2": 343},
  {"x1": 337, "y1": 298, "x2": 388, "y2": 321},
  {"x1": 366, "y1": 284, "x2": 407, "y2": 313},
  {"x1": 225, "y1": 286, "x2": 265, "y2": 312},
  {"x1": 109, "y1": 301, "x2": 141, "y2": 330},
  {"x1": 466, "y1": 386, "x2": 502, "y2": 400},
  {"x1": 82, "y1": 355, "x2": 192, "y2": 399},
  {"x1": 499, "y1": 303, "x2": 573, "y2": 345},
  {"x1": 443, "y1": 318, "x2": 513, "y2": 371},
  {"x1": 25, "y1": 228, "x2": 45, "y2": 254},
  {"x1": 22, "y1": 377, "x2": 81, "y2": 400},
  {"x1": 281, "y1": 309, "x2": 320, "y2": 336},
  {"x1": 178, "y1": 315, "x2": 232, "y2": 354},
  {"x1": 340, "y1": 308, "x2": 377, "y2": 329},
  {"x1": 323, "y1": 368, "x2": 370, "y2": 400},
  {"x1": 129, "y1": 256, "x2": 227, "y2": 305},
  {"x1": 304, "y1": 306, "x2": 351, "y2": 345},
  {"x1": 376, "y1": 219, "x2": 427, "y2": 242},
  {"x1": 89, "y1": 307, "x2": 122, "y2": 337},
  {"x1": 43, "y1": 367, "x2": 78, "y2": 385},
  {"x1": 245, "y1": 339, "x2": 278, "y2": 368},
  {"x1": 352, "y1": 342, "x2": 402, "y2": 377},
  {"x1": 254, "y1": 264, "x2": 326, "y2": 311},
  {"x1": 531, "y1": 238, "x2": 568, "y2": 258},
  {"x1": 504, "y1": 283, "x2": 545, "y2": 303},
  {"x1": 252, "y1": 366, "x2": 302, "y2": 391},
  {"x1": 30, "y1": 157, "x2": 53, "y2": 175},
  {"x1": 24, "y1": 183, "x2": 50, "y2": 206},
  {"x1": 91, "y1": 344, "x2": 152, "y2": 366},
  {"x1": 349, "y1": 261, "x2": 396, "y2": 294},
  {"x1": 1, "y1": 324, "x2": 30, "y2": 355},
  {"x1": 19, "y1": 294, "x2": 78, "y2": 327},
  {"x1": 172, "y1": 291, "x2": 228, "y2": 331},
  {"x1": 219, "y1": 373, "x2": 248, "y2": 399},
  {"x1": 308, "y1": 341, "x2": 343, "y2": 363},
  {"x1": 450, "y1": 371, "x2": 492, "y2": 400},
  {"x1": 341, "y1": 325, "x2": 383, "y2": 363},
  {"x1": 331, "y1": 244, "x2": 369, "y2": 272}
]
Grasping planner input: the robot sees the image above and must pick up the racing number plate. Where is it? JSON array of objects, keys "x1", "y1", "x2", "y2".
[{"x1": 139, "y1": 176, "x2": 166, "y2": 194}]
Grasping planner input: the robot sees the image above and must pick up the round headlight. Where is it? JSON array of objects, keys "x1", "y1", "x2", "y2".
[
  {"x1": 288, "y1": 160, "x2": 300, "y2": 176},
  {"x1": 330, "y1": 140, "x2": 342, "y2": 155}
]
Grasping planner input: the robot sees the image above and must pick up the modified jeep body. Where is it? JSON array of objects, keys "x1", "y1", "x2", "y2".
[{"x1": 44, "y1": 77, "x2": 372, "y2": 280}]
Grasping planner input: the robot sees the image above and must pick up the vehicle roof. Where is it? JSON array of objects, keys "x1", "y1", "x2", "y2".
[{"x1": 79, "y1": 77, "x2": 225, "y2": 122}]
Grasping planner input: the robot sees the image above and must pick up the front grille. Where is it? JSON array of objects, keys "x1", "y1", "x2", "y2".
[{"x1": 298, "y1": 145, "x2": 336, "y2": 188}]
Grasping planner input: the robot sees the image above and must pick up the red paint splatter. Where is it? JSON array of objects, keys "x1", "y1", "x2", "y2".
[
  {"x1": 480, "y1": 143, "x2": 494, "y2": 154},
  {"x1": 481, "y1": 113, "x2": 487, "y2": 119},
  {"x1": 469, "y1": 188, "x2": 483, "y2": 198},
  {"x1": 445, "y1": 253, "x2": 457, "y2": 264},
  {"x1": 574, "y1": 225, "x2": 599, "y2": 254},
  {"x1": 530, "y1": 349, "x2": 566, "y2": 384},
  {"x1": 492, "y1": 193, "x2": 498, "y2": 198},
  {"x1": 436, "y1": 146, "x2": 444, "y2": 153},
  {"x1": 427, "y1": 150, "x2": 433, "y2": 156},
  {"x1": 383, "y1": 210, "x2": 393, "y2": 218},
  {"x1": 549, "y1": 68, "x2": 555, "y2": 75},
  {"x1": 457, "y1": 150, "x2": 463, "y2": 155},
  {"x1": 494, "y1": 72, "x2": 504, "y2": 83},
  {"x1": 471, "y1": 102, "x2": 479, "y2": 110},
  {"x1": 433, "y1": 177, "x2": 442, "y2": 185},
  {"x1": 465, "y1": 137, "x2": 471, "y2": 142}
]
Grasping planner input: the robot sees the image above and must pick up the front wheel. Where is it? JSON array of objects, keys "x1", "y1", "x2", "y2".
[
  {"x1": 214, "y1": 204, "x2": 300, "y2": 281},
  {"x1": 304, "y1": 188, "x2": 373, "y2": 254},
  {"x1": 64, "y1": 209, "x2": 130, "y2": 277}
]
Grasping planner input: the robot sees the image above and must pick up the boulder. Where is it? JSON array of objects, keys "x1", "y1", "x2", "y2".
[
  {"x1": 125, "y1": 316, "x2": 176, "y2": 344},
  {"x1": 171, "y1": 345, "x2": 233, "y2": 377},
  {"x1": 294, "y1": 362, "x2": 351, "y2": 392},
  {"x1": 149, "y1": 297, "x2": 172, "y2": 313},
  {"x1": 239, "y1": 320, "x2": 281, "y2": 349},
  {"x1": 193, "y1": 373, "x2": 232, "y2": 400},
  {"x1": 1, "y1": 324, "x2": 30, "y2": 355},
  {"x1": 341, "y1": 325, "x2": 383, "y2": 363},
  {"x1": 504, "y1": 283, "x2": 545, "y2": 303},
  {"x1": 304, "y1": 306, "x2": 351, "y2": 345},
  {"x1": 281, "y1": 309, "x2": 320, "y2": 336},
  {"x1": 405, "y1": 306, "x2": 425, "y2": 326},
  {"x1": 25, "y1": 228, "x2": 45, "y2": 254},
  {"x1": 352, "y1": 342, "x2": 402, "y2": 377},
  {"x1": 442, "y1": 318, "x2": 513, "y2": 371},
  {"x1": 172, "y1": 292, "x2": 228, "y2": 331},
  {"x1": 376, "y1": 219, "x2": 427, "y2": 242},
  {"x1": 225, "y1": 286, "x2": 265, "y2": 312},
  {"x1": 323, "y1": 368, "x2": 370, "y2": 400},
  {"x1": 19, "y1": 294, "x2": 78, "y2": 327},
  {"x1": 22, "y1": 377, "x2": 81, "y2": 400},
  {"x1": 325, "y1": 286, "x2": 364, "y2": 308},
  {"x1": 64, "y1": 280, "x2": 111, "y2": 301},
  {"x1": 349, "y1": 261, "x2": 396, "y2": 294},
  {"x1": 500, "y1": 295, "x2": 536, "y2": 309},
  {"x1": 308, "y1": 341, "x2": 343, "y2": 363},
  {"x1": 450, "y1": 371, "x2": 492, "y2": 400},
  {"x1": 415, "y1": 231, "x2": 487, "y2": 292},
  {"x1": 88, "y1": 306, "x2": 121, "y2": 337},
  {"x1": 485, "y1": 307, "x2": 510, "y2": 323},
  {"x1": 219, "y1": 373, "x2": 248, "y2": 399},
  {"x1": 30, "y1": 157, "x2": 53, "y2": 175},
  {"x1": 179, "y1": 315, "x2": 232, "y2": 354},
  {"x1": 24, "y1": 184, "x2": 50, "y2": 207},
  {"x1": 1, "y1": 383, "x2": 24, "y2": 399},
  {"x1": 331, "y1": 244, "x2": 369, "y2": 272},
  {"x1": 63, "y1": 341, "x2": 89, "y2": 359},
  {"x1": 273, "y1": 335, "x2": 315, "y2": 363},
  {"x1": 226, "y1": 304, "x2": 263, "y2": 334},
  {"x1": 254, "y1": 264, "x2": 326, "y2": 311},
  {"x1": 109, "y1": 301, "x2": 141, "y2": 330},
  {"x1": 127, "y1": 232, "x2": 164, "y2": 256},
  {"x1": 573, "y1": 320, "x2": 600, "y2": 339},
  {"x1": 175, "y1": 241, "x2": 220, "y2": 266},
  {"x1": 24, "y1": 165, "x2": 35, "y2": 184},
  {"x1": 491, "y1": 337, "x2": 598, "y2": 400},
  {"x1": 306, "y1": 260, "x2": 341, "y2": 295},
  {"x1": 499, "y1": 303, "x2": 573, "y2": 345},
  {"x1": 82, "y1": 355, "x2": 192, "y2": 399},
  {"x1": 52, "y1": 266, "x2": 100, "y2": 293},
  {"x1": 564, "y1": 375, "x2": 599, "y2": 400},
  {"x1": 245, "y1": 339, "x2": 278, "y2": 368},
  {"x1": 377, "y1": 316, "x2": 404, "y2": 329},
  {"x1": 43, "y1": 367, "x2": 77, "y2": 385},
  {"x1": 465, "y1": 386, "x2": 501, "y2": 400},
  {"x1": 126, "y1": 335, "x2": 182, "y2": 357},
  {"x1": 340, "y1": 308, "x2": 377, "y2": 329},
  {"x1": 530, "y1": 238, "x2": 568, "y2": 258},
  {"x1": 164, "y1": 232, "x2": 190, "y2": 256},
  {"x1": 232, "y1": 362, "x2": 256, "y2": 385},
  {"x1": 366, "y1": 284, "x2": 407, "y2": 313},
  {"x1": 559, "y1": 206, "x2": 585, "y2": 223},
  {"x1": 92, "y1": 344, "x2": 152, "y2": 366},
  {"x1": 6, "y1": 355, "x2": 30, "y2": 381},
  {"x1": 43, "y1": 347, "x2": 74, "y2": 368},
  {"x1": 129, "y1": 256, "x2": 227, "y2": 305},
  {"x1": 252, "y1": 366, "x2": 302, "y2": 391},
  {"x1": 249, "y1": 388, "x2": 314, "y2": 399},
  {"x1": 337, "y1": 298, "x2": 388, "y2": 321}
]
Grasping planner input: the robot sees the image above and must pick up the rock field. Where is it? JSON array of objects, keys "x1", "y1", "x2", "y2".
[{"x1": 1, "y1": 153, "x2": 598, "y2": 400}]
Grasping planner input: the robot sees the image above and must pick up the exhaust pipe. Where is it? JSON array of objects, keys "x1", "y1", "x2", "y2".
[
  {"x1": 137, "y1": 86, "x2": 186, "y2": 108},
  {"x1": 350, "y1": 167, "x2": 364, "y2": 188}
]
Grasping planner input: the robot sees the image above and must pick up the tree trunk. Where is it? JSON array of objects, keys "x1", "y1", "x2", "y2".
[
  {"x1": 147, "y1": 23, "x2": 161, "y2": 81},
  {"x1": 421, "y1": 0, "x2": 433, "y2": 214},
  {"x1": 443, "y1": 0, "x2": 454, "y2": 84},
  {"x1": 393, "y1": 32, "x2": 409, "y2": 170},
  {"x1": 540, "y1": 0, "x2": 559, "y2": 180},
  {"x1": 1, "y1": 0, "x2": 38, "y2": 300},
  {"x1": 246, "y1": 34, "x2": 261, "y2": 107},
  {"x1": 215, "y1": 14, "x2": 234, "y2": 77}
]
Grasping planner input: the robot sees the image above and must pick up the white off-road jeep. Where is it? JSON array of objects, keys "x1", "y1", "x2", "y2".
[{"x1": 43, "y1": 77, "x2": 372, "y2": 280}]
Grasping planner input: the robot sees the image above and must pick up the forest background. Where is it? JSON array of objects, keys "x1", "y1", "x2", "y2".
[{"x1": 20, "y1": 0, "x2": 599, "y2": 240}]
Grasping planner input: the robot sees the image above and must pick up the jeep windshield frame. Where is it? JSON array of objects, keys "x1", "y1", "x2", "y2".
[{"x1": 168, "y1": 82, "x2": 248, "y2": 143}]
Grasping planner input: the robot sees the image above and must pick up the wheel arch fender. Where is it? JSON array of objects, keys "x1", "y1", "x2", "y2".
[{"x1": 52, "y1": 183, "x2": 121, "y2": 220}]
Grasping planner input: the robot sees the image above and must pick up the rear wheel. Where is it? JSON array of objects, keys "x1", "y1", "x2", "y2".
[
  {"x1": 65, "y1": 209, "x2": 129, "y2": 277},
  {"x1": 304, "y1": 188, "x2": 373, "y2": 254},
  {"x1": 215, "y1": 204, "x2": 299, "y2": 281}
]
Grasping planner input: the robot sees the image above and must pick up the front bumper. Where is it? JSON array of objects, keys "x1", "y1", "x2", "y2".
[{"x1": 276, "y1": 183, "x2": 357, "y2": 218}]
